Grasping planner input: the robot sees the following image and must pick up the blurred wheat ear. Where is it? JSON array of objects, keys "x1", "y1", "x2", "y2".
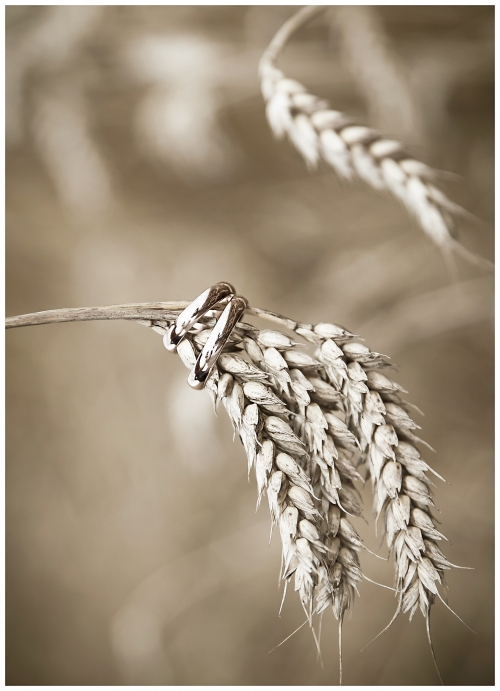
[
  {"x1": 6, "y1": 301, "x2": 470, "y2": 684},
  {"x1": 259, "y1": 5, "x2": 493, "y2": 275}
]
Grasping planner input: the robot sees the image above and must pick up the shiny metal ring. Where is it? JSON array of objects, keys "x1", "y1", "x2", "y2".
[
  {"x1": 188, "y1": 295, "x2": 248, "y2": 390},
  {"x1": 164, "y1": 282, "x2": 235, "y2": 352}
]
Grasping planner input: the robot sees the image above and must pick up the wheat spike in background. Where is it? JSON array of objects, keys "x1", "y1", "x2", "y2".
[
  {"x1": 259, "y1": 6, "x2": 493, "y2": 276},
  {"x1": 5, "y1": 302, "x2": 472, "y2": 683}
]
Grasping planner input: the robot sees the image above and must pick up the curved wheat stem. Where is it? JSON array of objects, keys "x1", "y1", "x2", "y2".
[
  {"x1": 259, "y1": 6, "x2": 493, "y2": 271},
  {"x1": 6, "y1": 302, "x2": 466, "y2": 682}
]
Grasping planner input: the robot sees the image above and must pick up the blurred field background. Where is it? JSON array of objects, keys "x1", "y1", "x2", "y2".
[{"x1": 5, "y1": 5, "x2": 494, "y2": 685}]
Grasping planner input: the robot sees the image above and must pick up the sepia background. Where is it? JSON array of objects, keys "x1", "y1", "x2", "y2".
[{"x1": 6, "y1": 6, "x2": 494, "y2": 685}]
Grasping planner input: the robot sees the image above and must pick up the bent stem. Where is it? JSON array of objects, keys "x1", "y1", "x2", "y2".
[
  {"x1": 259, "y1": 5, "x2": 325, "y2": 70},
  {"x1": 5, "y1": 302, "x2": 309, "y2": 333}
]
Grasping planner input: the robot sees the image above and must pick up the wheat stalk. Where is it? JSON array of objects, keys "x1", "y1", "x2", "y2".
[
  {"x1": 6, "y1": 300, "x2": 468, "y2": 682},
  {"x1": 259, "y1": 6, "x2": 493, "y2": 273}
]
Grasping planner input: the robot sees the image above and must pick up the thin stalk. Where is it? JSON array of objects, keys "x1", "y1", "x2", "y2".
[
  {"x1": 5, "y1": 303, "x2": 302, "y2": 333},
  {"x1": 259, "y1": 5, "x2": 325, "y2": 71}
]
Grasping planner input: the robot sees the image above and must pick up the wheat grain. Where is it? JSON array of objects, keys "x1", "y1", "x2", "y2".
[{"x1": 259, "y1": 6, "x2": 493, "y2": 271}]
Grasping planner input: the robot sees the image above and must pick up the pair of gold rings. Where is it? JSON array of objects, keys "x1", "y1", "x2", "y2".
[{"x1": 164, "y1": 282, "x2": 247, "y2": 390}]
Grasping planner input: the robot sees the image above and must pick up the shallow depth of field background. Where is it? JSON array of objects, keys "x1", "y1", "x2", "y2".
[{"x1": 6, "y1": 6, "x2": 494, "y2": 686}]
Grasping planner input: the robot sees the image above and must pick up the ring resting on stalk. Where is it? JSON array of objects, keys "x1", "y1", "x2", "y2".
[{"x1": 163, "y1": 282, "x2": 248, "y2": 390}]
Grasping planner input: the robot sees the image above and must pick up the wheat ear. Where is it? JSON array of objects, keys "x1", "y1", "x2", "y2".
[
  {"x1": 259, "y1": 6, "x2": 493, "y2": 271},
  {"x1": 6, "y1": 302, "x2": 466, "y2": 682},
  {"x1": 162, "y1": 319, "x2": 364, "y2": 650},
  {"x1": 201, "y1": 315, "x2": 464, "y2": 679},
  {"x1": 305, "y1": 323, "x2": 473, "y2": 676}
]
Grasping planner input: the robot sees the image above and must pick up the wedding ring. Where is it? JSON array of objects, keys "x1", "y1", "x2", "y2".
[
  {"x1": 188, "y1": 295, "x2": 248, "y2": 390},
  {"x1": 164, "y1": 282, "x2": 235, "y2": 352}
]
